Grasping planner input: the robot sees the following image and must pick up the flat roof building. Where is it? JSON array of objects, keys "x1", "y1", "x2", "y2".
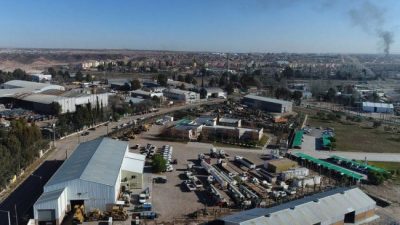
[
  {"x1": 219, "y1": 187, "x2": 377, "y2": 225},
  {"x1": 242, "y1": 95, "x2": 292, "y2": 113},
  {"x1": 33, "y1": 138, "x2": 144, "y2": 225}
]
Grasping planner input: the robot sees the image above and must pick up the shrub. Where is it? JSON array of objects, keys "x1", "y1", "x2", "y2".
[{"x1": 152, "y1": 154, "x2": 167, "y2": 173}]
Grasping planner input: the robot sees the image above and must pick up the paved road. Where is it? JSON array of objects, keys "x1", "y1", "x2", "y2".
[{"x1": 0, "y1": 161, "x2": 63, "y2": 225}]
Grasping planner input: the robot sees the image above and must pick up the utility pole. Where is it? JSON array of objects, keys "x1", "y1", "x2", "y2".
[
  {"x1": 52, "y1": 123, "x2": 56, "y2": 148},
  {"x1": 14, "y1": 204, "x2": 18, "y2": 225}
]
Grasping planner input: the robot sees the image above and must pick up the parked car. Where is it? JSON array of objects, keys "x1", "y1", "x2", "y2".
[
  {"x1": 139, "y1": 194, "x2": 147, "y2": 204},
  {"x1": 153, "y1": 177, "x2": 167, "y2": 183},
  {"x1": 183, "y1": 180, "x2": 196, "y2": 191},
  {"x1": 81, "y1": 131, "x2": 90, "y2": 136}
]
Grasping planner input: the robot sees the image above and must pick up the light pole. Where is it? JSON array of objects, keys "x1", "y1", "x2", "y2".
[
  {"x1": 0, "y1": 210, "x2": 11, "y2": 225},
  {"x1": 52, "y1": 123, "x2": 56, "y2": 148}
]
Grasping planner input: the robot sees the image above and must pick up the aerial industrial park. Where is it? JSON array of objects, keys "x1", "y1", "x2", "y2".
[{"x1": 0, "y1": 1, "x2": 400, "y2": 225}]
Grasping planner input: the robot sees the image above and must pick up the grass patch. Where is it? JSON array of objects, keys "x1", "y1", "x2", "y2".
[{"x1": 308, "y1": 118, "x2": 400, "y2": 153}]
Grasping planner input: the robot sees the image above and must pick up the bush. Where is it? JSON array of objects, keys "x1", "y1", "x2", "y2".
[
  {"x1": 368, "y1": 170, "x2": 390, "y2": 185},
  {"x1": 152, "y1": 154, "x2": 167, "y2": 173}
]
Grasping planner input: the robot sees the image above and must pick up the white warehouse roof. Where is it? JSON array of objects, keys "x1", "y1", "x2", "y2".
[
  {"x1": 122, "y1": 152, "x2": 146, "y2": 174},
  {"x1": 221, "y1": 187, "x2": 375, "y2": 225},
  {"x1": 362, "y1": 101, "x2": 394, "y2": 109},
  {"x1": 244, "y1": 95, "x2": 292, "y2": 105},
  {"x1": 45, "y1": 138, "x2": 128, "y2": 187}
]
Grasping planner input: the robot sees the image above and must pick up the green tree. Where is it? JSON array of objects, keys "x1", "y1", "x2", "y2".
[
  {"x1": 292, "y1": 91, "x2": 303, "y2": 105},
  {"x1": 368, "y1": 170, "x2": 388, "y2": 185},
  {"x1": 130, "y1": 79, "x2": 142, "y2": 90},
  {"x1": 178, "y1": 83, "x2": 186, "y2": 90},
  {"x1": 85, "y1": 74, "x2": 93, "y2": 82},
  {"x1": 282, "y1": 66, "x2": 294, "y2": 79},
  {"x1": 152, "y1": 154, "x2": 167, "y2": 173},
  {"x1": 51, "y1": 102, "x2": 62, "y2": 115},
  {"x1": 75, "y1": 71, "x2": 84, "y2": 82},
  {"x1": 157, "y1": 74, "x2": 168, "y2": 86},
  {"x1": 177, "y1": 75, "x2": 184, "y2": 82}
]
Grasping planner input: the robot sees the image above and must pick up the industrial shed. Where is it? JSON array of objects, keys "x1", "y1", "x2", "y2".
[
  {"x1": 362, "y1": 102, "x2": 394, "y2": 113},
  {"x1": 219, "y1": 187, "x2": 377, "y2": 225},
  {"x1": 242, "y1": 95, "x2": 292, "y2": 113},
  {"x1": 33, "y1": 138, "x2": 144, "y2": 225}
]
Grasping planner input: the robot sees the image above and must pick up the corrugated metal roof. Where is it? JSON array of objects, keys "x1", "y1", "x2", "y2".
[
  {"x1": 45, "y1": 138, "x2": 128, "y2": 187},
  {"x1": 219, "y1": 117, "x2": 240, "y2": 124},
  {"x1": 362, "y1": 101, "x2": 394, "y2": 109},
  {"x1": 222, "y1": 187, "x2": 375, "y2": 225},
  {"x1": 122, "y1": 152, "x2": 146, "y2": 174},
  {"x1": 244, "y1": 95, "x2": 292, "y2": 105},
  {"x1": 20, "y1": 94, "x2": 61, "y2": 104},
  {"x1": 35, "y1": 188, "x2": 66, "y2": 204},
  {"x1": 3, "y1": 80, "x2": 52, "y2": 88}
]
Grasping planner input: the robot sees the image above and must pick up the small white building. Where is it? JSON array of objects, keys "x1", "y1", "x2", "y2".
[
  {"x1": 163, "y1": 88, "x2": 200, "y2": 103},
  {"x1": 30, "y1": 74, "x2": 52, "y2": 82},
  {"x1": 362, "y1": 102, "x2": 394, "y2": 113},
  {"x1": 33, "y1": 138, "x2": 144, "y2": 225},
  {"x1": 205, "y1": 87, "x2": 227, "y2": 99}
]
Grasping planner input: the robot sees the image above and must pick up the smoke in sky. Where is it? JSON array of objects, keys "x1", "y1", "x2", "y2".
[{"x1": 349, "y1": 1, "x2": 394, "y2": 54}]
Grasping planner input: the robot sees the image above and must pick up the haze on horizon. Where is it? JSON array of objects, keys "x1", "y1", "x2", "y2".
[{"x1": 0, "y1": 0, "x2": 399, "y2": 54}]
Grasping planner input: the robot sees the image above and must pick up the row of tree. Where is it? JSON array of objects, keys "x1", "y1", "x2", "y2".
[
  {"x1": 0, "y1": 120, "x2": 48, "y2": 189},
  {"x1": 0, "y1": 69, "x2": 31, "y2": 83}
]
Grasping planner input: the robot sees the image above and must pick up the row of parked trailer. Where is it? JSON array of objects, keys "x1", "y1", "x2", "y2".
[{"x1": 199, "y1": 150, "x2": 325, "y2": 208}]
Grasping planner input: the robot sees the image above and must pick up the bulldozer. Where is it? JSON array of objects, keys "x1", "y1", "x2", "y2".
[
  {"x1": 87, "y1": 208, "x2": 105, "y2": 221},
  {"x1": 73, "y1": 205, "x2": 85, "y2": 224},
  {"x1": 104, "y1": 205, "x2": 128, "y2": 221}
]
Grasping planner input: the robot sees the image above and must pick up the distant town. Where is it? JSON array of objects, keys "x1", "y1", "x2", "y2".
[{"x1": 0, "y1": 49, "x2": 399, "y2": 225}]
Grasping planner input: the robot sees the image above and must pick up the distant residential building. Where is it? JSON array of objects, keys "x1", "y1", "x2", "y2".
[
  {"x1": 242, "y1": 95, "x2": 293, "y2": 113},
  {"x1": 362, "y1": 102, "x2": 394, "y2": 113},
  {"x1": 81, "y1": 60, "x2": 102, "y2": 69},
  {"x1": 163, "y1": 88, "x2": 200, "y2": 103}
]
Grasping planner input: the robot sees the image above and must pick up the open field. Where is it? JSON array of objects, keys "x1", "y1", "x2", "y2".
[{"x1": 308, "y1": 118, "x2": 400, "y2": 153}]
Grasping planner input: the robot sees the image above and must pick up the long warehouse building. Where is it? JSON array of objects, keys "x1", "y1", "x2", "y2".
[
  {"x1": 218, "y1": 187, "x2": 377, "y2": 225},
  {"x1": 0, "y1": 80, "x2": 109, "y2": 114},
  {"x1": 33, "y1": 138, "x2": 145, "y2": 225},
  {"x1": 242, "y1": 95, "x2": 293, "y2": 113}
]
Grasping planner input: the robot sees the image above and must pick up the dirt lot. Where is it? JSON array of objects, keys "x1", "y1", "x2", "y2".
[{"x1": 361, "y1": 181, "x2": 400, "y2": 224}]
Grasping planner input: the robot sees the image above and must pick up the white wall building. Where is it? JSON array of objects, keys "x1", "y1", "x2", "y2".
[
  {"x1": 362, "y1": 102, "x2": 394, "y2": 113},
  {"x1": 33, "y1": 138, "x2": 144, "y2": 225},
  {"x1": 205, "y1": 87, "x2": 227, "y2": 99},
  {"x1": 163, "y1": 88, "x2": 200, "y2": 103}
]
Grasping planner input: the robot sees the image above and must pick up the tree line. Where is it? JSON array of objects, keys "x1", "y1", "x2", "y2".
[{"x1": 0, "y1": 119, "x2": 48, "y2": 189}]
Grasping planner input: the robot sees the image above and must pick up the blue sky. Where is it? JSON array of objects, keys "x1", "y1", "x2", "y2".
[{"x1": 0, "y1": 0, "x2": 399, "y2": 53}]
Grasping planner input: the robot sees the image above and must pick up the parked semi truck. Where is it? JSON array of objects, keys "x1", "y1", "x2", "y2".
[{"x1": 234, "y1": 156, "x2": 256, "y2": 169}]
